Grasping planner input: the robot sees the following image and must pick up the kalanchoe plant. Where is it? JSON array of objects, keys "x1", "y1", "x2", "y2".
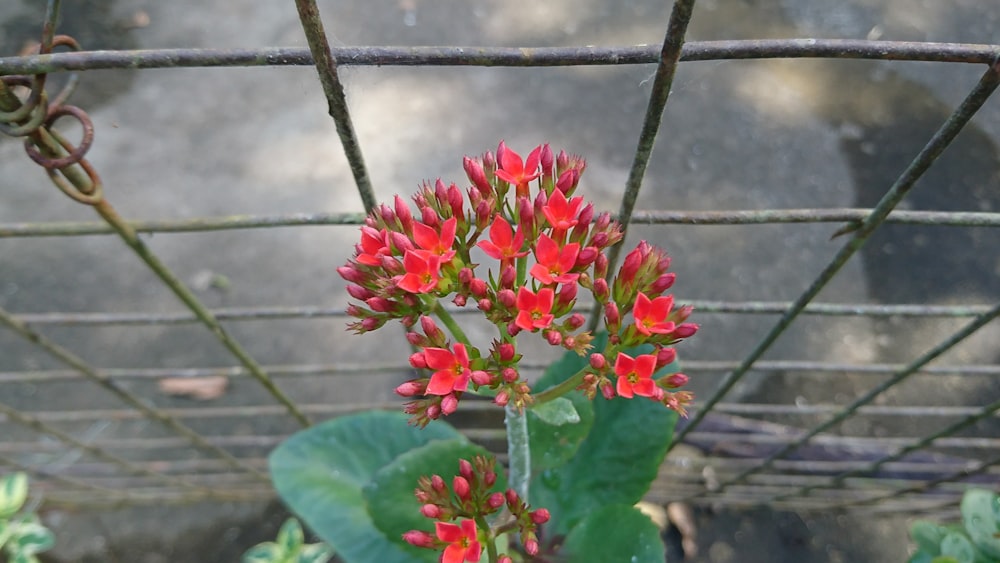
[
  {"x1": 270, "y1": 142, "x2": 697, "y2": 563},
  {"x1": 0, "y1": 472, "x2": 55, "y2": 563},
  {"x1": 908, "y1": 488, "x2": 1000, "y2": 563}
]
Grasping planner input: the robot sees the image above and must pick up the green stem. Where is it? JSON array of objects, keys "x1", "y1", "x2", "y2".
[
  {"x1": 504, "y1": 403, "x2": 531, "y2": 503},
  {"x1": 426, "y1": 297, "x2": 471, "y2": 347},
  {"x1": 476, "y1": 515, "x2": 499, "y2": 563},
  {"x1": 532, "y1": 365, "x2": 591, "y2": 404}
]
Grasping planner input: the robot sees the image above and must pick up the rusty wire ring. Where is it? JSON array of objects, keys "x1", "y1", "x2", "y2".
[
  {"x1": 46, "y1": 35, "x2": 82, "y2": 108},
  {"x1": 23, "y1": 105, "x2": 94, "y2": 169},
  {"x1": 0, "y1": 75, "x2": 46, "y2": 125},
  {"x1": 41, "y1": 128, "x2": 104, "y2": 205},
  {"x1": 0, "y1": 90, "x2": 49, "y2": 137}
]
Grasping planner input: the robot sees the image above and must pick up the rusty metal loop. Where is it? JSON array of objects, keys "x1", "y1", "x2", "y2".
[
  {"x1": 0, "y1": 75, "x2": 45, "y2": 123},
  {"x1": 46, "y1": 35, "x2": 82, "y2": 107},
  {"x1": 41, "y1": 128, "x2": 104, "y2": 206},
  {"x1": 0, "y1": 89, "x2": 48, "y2": 136},
  {"x1": 23, "y1": 105, "x2": 94, "y2": 169}
]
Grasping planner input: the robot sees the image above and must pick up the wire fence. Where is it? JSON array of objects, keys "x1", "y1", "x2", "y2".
[{"x1": 1, "y1": 0, "x2": 998, "y2": 524}]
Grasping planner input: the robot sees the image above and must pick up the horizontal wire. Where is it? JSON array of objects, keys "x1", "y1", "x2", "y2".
[
  {"x1": 1, "y1": 40, "x2": 997, "y2": 75},
  {"x1": 1, "y1": 208, "x2": 997, "y2": 238}
]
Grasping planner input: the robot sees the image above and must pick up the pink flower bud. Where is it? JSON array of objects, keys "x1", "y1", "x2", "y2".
[
  {"x1": 471, "y1": 370, "x2": 492, "y2": 386},
  {"x1": 502, "y1": 367, "x2": 518, "y2": 383},
  {"x1": 557, "y1": 282, "x2": 578, "y2": 307},
  {"x1": 518, "y1": 196, "x2": 534, "y2": 234},
  {"x1": 337, "y1": 265, "x2": 364, "y2": 284},
  {"x1": 406, "y1": 332, "x2": 424, "y2": 346},
  {"x1": 364, "y1": 216, "x2": 378, "y2": 228},
  {"x1": 593, "y1": 277, "x2": 610, "y2": 301},
  {"x1": 563, "y1": 336, "x2": 576, "y2": 349},
  {"x1": 379, "y1": 203, "x2": 396, "y2": 225},
  {"x1": 452, "y1": 294, "x2": 467, "y2": 307},
  {"x1": 483, "y1": 150, "x2": 496, "y2": 172},
  {"x1": 477, "y1": 298, "x2": 492, "y2": 312},
  {"x1": 395, "y1": 195, "x2": 414, "y2": 232},
  {"x1": 525, "y1": 539, "x2": 539, "y2": 556},
  {"x1": 420, "y1": 504, "x2": 441, "y2": 519},
  {"x1": 390, "y1": 231, "x2": 414, "y2": 253},
  {"x1": 673, "y1": 305, "x2": 695, "y2": 322},
  {"x1": 650, "y1": 273, "x2": 676, "y2": 294},
  {"x1": 464, "y1": 156, "x2": 491, "y2": 196},
  {"x1": 594, "y1": 252, "x2": 609, "y2": 279},
  {"x1": 656, "y1": 347, "x2": 677, "y2": 367},
  {"x1": 469, "y1": 278, "x2": 488, "y2": 298},
  {"x1": 620, "y1": 245, "x2": 643, "y2": 282},
  {"x1": 594, "y1": 212, "x2": 611, "y2": 231},
  {"x1": 425, "y1": 403, "x2": 441, "y2": 419},
  {"x1": 545, "y1": 330, "x2": 562, "y2": 346},
  {"x1": 421, "y1": 316, "x2": 443, "y2": 342},
  {"x1": 601, "y1": 381, "x2": 616, "y2": 400},
  {"x1": 496, "y1": 140, "x2": 508, "y2": 168},
  {"x1": 458, "y1": 458, "x2": 474, "y2": 480},
  {"x1": 672, "y1": 323, "x2": 699, "y2": 338},
  {"x1": 366, "y1": 297, "x2": 396, "y2": 313},
  {"x1": 453, "y1": 476, "x2": 471, "y2": 500},
  {"x1": 440, "y1": 393, "x2": 459, "y2": 415},
  {"x1": 555, "y1": 169, "x2": 578, "y2": 194},
  {"x1": 459, "y1": 267, "x2": 473, "y2": 285},
  {"x1": 604, "y1": 302, "x2": 620, "y2": 326},
  {"x1": 402, "y1": 530, "x2": 435, "y2": 548},
  {"x1": 431, "y1": 475, "x2": 446, "y2": 492},
  {"x1": 540, "y1": 143, "x2": 554, "y2": 176},
  {"x1": 500, "y1": 265, "x2": 516, "y2": 288},
  {"x1": 475, "y1": 200, "x2": 491, "y2": 230},
  {"x1": 484, "y1": 471, "x2": 497, "y2": 487},
  {"x1": 499, "y1": 557, "x2": 513, "y2": 563},
  {"x1": 575, "y1": 246, "x2": 599, "y2": 269},
  {"x1": 347, "y1": 284, "x2": 374, "y2": 301},
  {"x1": 572, "y1": 203, "x2": 594, "y2": 238},
  {"x1": 533, "y1": 189, "x2": 547, "y2": 214},
  {"x1": 494, "y1": 390, "x2": 510, "y2": 406},
  {"x1": 434, "y1": 178, "x2": 449, "y2": 204},
  {"x1": 467, "y1": 185, "x2": 483, "y2": 208},
  {"x1": 498, "y1": 342, "x2": 515, "y2": 361},
  {"x1": 664, "y1": 373, "x2": 689, "y2": 388},
  {"x1": 409, "y1": 353, "x2": 427, "y2": 369},
  {"x1": 589, "y1": 353, "x2": 606, "y2": 370},
  {"x1": 361, "y1": 317, "x2": 381, "y2": 331},
  {"x1": 556, "y1": 149, "x2": 569, "y2": 173},
  {"x1": 591, "y1": 232, "x2": 609, "y2": 248},
  {"x1": 380, "y1": 255, "x2": 404, "y2": 275},
  {"x1": 346, "y1": 303, "x2": 365, "y2": 317},
  {"x1": 505, "y1": 488, "x2": 520, "y2": 507},
  {"x1": 498, "y1": 289, "x2": 516, "y2": 308},
  {"x1": 506, "y1": 323, "x2": 521, "y2": 337},
  {"x1": 566, "y1": 313, "x2": 585, "y2": 330},
  {"x1": 420, "y1": 207, "x2": 439, "y2": 228},
  {"x1": 531, "y1": 508, "x2": 550, "y2": 524},
  {"x1": 488, "y1": 492, "x2": 505, "y2": 509},
  {"x1": 395, "y1": 380, "x2": 424, "y2": 397}
]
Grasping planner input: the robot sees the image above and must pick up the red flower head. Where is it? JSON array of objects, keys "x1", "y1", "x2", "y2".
[
  {"x1": 357, "y1": 226, "x2": 391, "y2": 266},
  {"x1": 476, "y1": 215, "x2": 528, "y2": 264},
  {"x1": 614, "y1": 352, "x2": 657, "y2": 398},
  {"x1": 425, "y1": 343, "x2": 472, "y2": 395},
  {"x1": 541, "y1": 188, "x2": 584, "y2": 234},
  {"x1": 514, "y1": 287, "x2": 555, "y2": 331},
  {"x1": 495, "y1": 142, "x2": 542, "y2": 198},
  {"x1": 397, "y1": 251, "x2": 441, "y2": 294},
  {"x1": 436, "y1": 519, "x2": 481, "y2": 563},
  {"x1": 412, "y1": 216, "x2": 457, "y2": 262},
  {"x1": 633, "y1": 291, "x2": 676, "y2": 336},
  {"x1": 529, "y1": 233, "x2": 580, "y2": 285}
]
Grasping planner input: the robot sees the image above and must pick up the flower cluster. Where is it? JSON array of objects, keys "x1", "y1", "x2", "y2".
[
  {"x1": 402, "y1": 456, "x2": 548, "y2": 562},
  {"x1": 338, "y1": 142, "x2": 697, "y2": 425}
]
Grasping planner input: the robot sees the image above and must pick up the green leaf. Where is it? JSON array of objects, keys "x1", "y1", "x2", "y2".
[
  {"x1": 0, "y1": 473, "x2": 28, "y2": 519},
  {"x1": 558, "y1": 504, "x2": 665, "y2": 563},
  {"x1": 242, "y1": 542, "x2": 285, "y2": 563},
  {"x1": 531, "y1": 398, "x2": 580, "y2": 426},
  {"x1": 363, "y1": 439, "x2": 504, "y2": 560},
  {"x1": 911, "y1": 520, "x2": 948, "y2": 555},
  {"x1": 276, "y1": 518, "x2": 304, "y2": 555},
  {"x1": 297, "y1": 543, "x2": 336, "y2": 563},
  {"x1": 269, "y1": 411, "x2": 464, "y2": 563},
  {"x1": 939, "y1": 532, "x2": 977, "y2": 563},
  {"x1": 531, "y1": 342, "x2": 678, "y2": 536},
  {"x1": 960, "y1": 488, "x2": 1000, "y2": 559},
  {"x1": 526, "y1": 333, "x2": 604, "y2": 473},
  {"x1": 9, "y1": 522, "x2": 54, "y2": 555},
  {"x1": 9, "y1": 553, "x2": 41, "y2": 563},
  {"x1": 929, "y1": 557, "x2": 960, "y2": 563}
]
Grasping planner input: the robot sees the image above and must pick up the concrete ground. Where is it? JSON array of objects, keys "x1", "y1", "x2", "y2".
[{"x1": 1, "y1": 0, "x2": 998, "y2": 561}]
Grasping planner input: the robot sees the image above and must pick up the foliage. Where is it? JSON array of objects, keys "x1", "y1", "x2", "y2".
[
  {"x1": 908, "y1": 489, "x2": 1000, "y2": 563},
  {"x1": 241, "y1": 518, "x2": 335, "y2": 563},
  {"x1": 0, "y1": 473, "x2": 55, "y2": 563}
]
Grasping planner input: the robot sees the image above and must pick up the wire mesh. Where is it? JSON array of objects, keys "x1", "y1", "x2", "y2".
[{"x1": 0, "y1": 0, "x2": 998, "y2": 525}]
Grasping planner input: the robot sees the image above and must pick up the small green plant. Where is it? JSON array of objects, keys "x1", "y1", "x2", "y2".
[
  {"x1": 0, "y1": 472, "x2": 55, "y2": 563},
  {"x1": 241, "y1": 517, "x2": 335, "y2": 563},
  {"x1": 908, "y1": 488, "x2": 1000, "y2": 563}
]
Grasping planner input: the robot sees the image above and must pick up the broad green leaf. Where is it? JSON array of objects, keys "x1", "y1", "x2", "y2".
[
  {"x1": 960, "y1": 488, "x2": 1000, "y2": 559},
  {"x1": 276, "y1": 518, "x2": 304, "y2": 555},
  {"x1": 9, "y1": 553, "x2": 40, "y2": 563},
  {"x1": 907, "y1": 551, "x2": 934, "y2": 563},
  {"x1": 531, "y1": 398, "x2": 580, "y2": 426},
  {"x1": 526, "y1": 333, "x2": 605, "y2": 473},
  {"x1": 911, "y1": 520, "x2": 947, "y2": 555},
  {"x1": 9, "y1": 522, "x2": 54, "y2": 555},
  {"x1": 939, "y1": 532, "x2": 977, "y2": 563},
  {"x1": 0, "y1": 473, "x2": 28, "y2": 519},
  {"x1": 363, "y1": 439, "x2": 504, "y2": 561},
  {"x1": 269, "y1": 411, "x2": 464, "y2": 563},
  {"x1": 929, "y1": 557, "x2": 960, "y2": 563},
  {"x1": 242, "y1": 542, "x2": 285, "y2": 563},
  {"x1": 297, "y1": 543, "x2": 336, "y2": 563},
  {"x1": 531, "y1": 340, "x2": 678, "y2": 536},
  {"x1": 558, "y1": 504, "x2": 665, "y2": 563}
]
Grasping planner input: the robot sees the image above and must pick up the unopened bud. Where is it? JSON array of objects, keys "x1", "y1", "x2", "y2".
[
  {"x1": 440, "y1": 393, "x2": 459, "y2": 415},
  {"x1": 402, "y1": 530, "x2": 435, "y2": 548},
  {"x1": 555, "y1": 169, "x2": 578, "y2": 194},
  {"x1": 477, "y1": 298, "x2": 492, "y2": 312},
  {"x1": 605, "y1": 302, "x2": 620, "y2": 326},
  {"x1": 347, "y1": 284, "x2": 374, "y2": 301},
  {"x1": 505, "y1": 488, "x2": 520, "y2": 507},
  {"x1": 557, "y1": 281, "x2": 577, "y2": 307},
  {"x1": 484, "y1": 470, "x2": 497, "y2": 487},
  {"x1": 502, "y1": 367, "x2": 518, "y2": 383},
  {"x1": 488, "y1": 492, "x2": 505, "y2": 509},
  {"x1": 337, "y1": 265, "x2": 364, "y2": 284},
  {"x1": 497, "y1": 342, "x2": 516, "y2": 362},
  {"x1": 664, "y1": 372, "x2": 689, "y2": 388},
  {"x1": 672, "y1": 323, "x2": 699, "y2": 338},
  {"x1": 458, "y1": 459, "x2": 474, "y2": 481},
  {"x1": 394, "y1": 195, "x2": 414, "y2": 232},
  {"x1": 540, "y1": 143, "x2": 554, "y2": 176},
  {"x1": 421, "y1": 316, "x2": 444, "y2": 342},
  {"x1": 395, "y1": 380, "x2": 424, "y2": 397},
  {"x1": 575, "y1": 246, "x2": 599, "y2": 269},
  {"x1": 389, "y1": 231, "x2": 414, "y2": 254},
  {"x1": 571, "y1": 203, "x2": 594, "y2": 241},
  {"x1": 498, "y1": 289, "x2": 516, "y2": 308},
  {"x1": 544, "y1": 330, "x2": 562, "y2": 346},
  {"x1": 507, "y1": 323, "x2": 521, "y2": 337},
  {"x1": 453, "y1": 476, "x2": 471, "y2": 499},
  {"x1": 656, "y1": 347, "x2": 677, "y2": 367},
  {"x1": 556, "y1": 149, "x2": 569, "y2": 173},
  {"x1": 434, "y1": 178, "x2": 449, "y2": 204},
  {"x1": 498, "y1": 557, "x2": 513, "y2": 563},
  {"x1": 420, "y1": 206, "x2": 439, "y2": 228},
  {"x1": 531, "y1": 508, "x2": 551, "y2": 524},
  {"x1": 525, "y1": 539, "x2": 539, "y2": 556},
  {"x1": 591, "y1": 232, "x2": 609, "y2": 248},
  {"x1": 469, "y1": 278, "x2": 487, "y2": 298},
  {"x1": 408, "y1": 353, "x2": 427, "y2": 369},
  {"x1": 459, "y1": 267, "x2": 474, "y2": 285},
  {"x1": 464, "y1": 156, "x2": 492, "y2": 196},
  {"x1": 361, "y1": 317, "x2": 381, "y2": 331},
  {"x1": 380, "y1": 255, "x2": 404, "y2": 275},
  {"x1": 500, "y1": 265, "x2": 516, "y2": 288},
  {"x1": 431, "y1": 475, "x2": 446, "y2": 492},
  {"x1": 593, "y1": 277, "x2": 610, "y2": 301},
  {"x1": 379, "y1": 203, "x2": 396, "y2": 226},
  {"x1": 448, "y1": 183, "x2": 464, "y2": 219},
  {"x1": 420, "y1": 504, "x2": 441, "y2": 519},
  {"x1": 406, "y1": 332, "x2": 425, "y2": 346},
  {"x1": 482, "y1": 150, "x2": 496, "y2": 172},
  {"x1": 494, "y1": 390, "x2": 510, "y2": 406},
  {"x1": 518, "y1": 197, "x2": 534, "y2": 233},
  {"x1": 475, "y1": 200, "x2": 491, "y2": 230},
  {"x1": 589, "y1": 353, "x2": 606, "y2": 370},
  {"x1": 601, "y1": 380, "x2": 616, "y2": 400},
  {"x1": 650, "y1": 272, "x2": 676, "y2": 293},
  {"x1": 366, "y1": 297, "x2": 396, "y2": 313},
  {"x1": 566, "y1": 313, "x2": 585, "y2": 330},
  {"x1": 452, "y1": 294, "x2": 467, "y2": 307},
  {"x1": 471, "y1": 370, "x2": 493, "y2": 386},
  {"x1": 426, "y1": 403, "x2": 441, "y2": 419}
]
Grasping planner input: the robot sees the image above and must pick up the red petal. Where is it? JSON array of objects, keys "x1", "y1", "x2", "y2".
[
  {"x1": 558, "y1": 242, "x2": 580, "y2": 270},
  {"x1": 515, "y1": 310, "x2": 535, "y2": 331},
  {"x1": 436, "y1": 521, "x2": 463, "y2": 542},
  {"x1": 490, "y1": 215, "x2": 513, "y2": 247},
  {"x1": 534, "y1": 233, "x2": 558, "y2": 264},
  {"x1": 424, "y1": 347, "x2": 456, "y2": 370},
  {"x1": 632, "y1": 378, "x2": 656, "y2": 397},
  {"x1": 427, "y1": 371, "x2": 457, "y2": 395},
  {"x1": 616, "y1": 375, "x2": 633, "y2": 398},
  {"x1": 614, "y1": 352, "x2": 635, "y2": 377},
  {"x1": 634, "y1": 292, "x2": 652, "y2": 321},
  {"x1": 402, "y1": 250, "x2": 427, "y2": 275},
  {"x1": 536, "y1": 288, "x2": 554, "y2": 312},
  {"x1": 396, "y1": 273, "x2": 422, "y2": 293},
  {"x1": 500, "y1": 148, "x2": 524, "y2": 176},
  {"x1": 529, "y1": 264, "x2": 553, "y2": 285},
  {"x1": 651, "y1": 295, "x2": 674, "y2": 318},
  {"x1": 635, "y1": 354, "x2": 657, "y2": 378},
  {"x1": 439, "y1": 217, "x2": 457, "y2": 249},
  {"x1": 476, "y1": 240, "x2": 503, "y2": 260},
  {"x1": 460, "y1": 519, "x2": 478, "y2": 539},
  {"x1": 442, "y1": 544, "x2": 466, "y2": 563},
  {"x1": 467, "y1": 542, "x2": 482, "y2": 562},
  {"x1": 453, "y1": 343, "x2": 469, "y2": 367},
  {"x1": 516, "y1": 287, "x2": 536, "y2": 310},
  {"x1": 411, "y1": 221, "x2": 438, "y2": 252}
]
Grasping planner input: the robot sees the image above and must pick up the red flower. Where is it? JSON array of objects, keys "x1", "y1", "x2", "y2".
[
  {"x1": 397, "y1": 251, "x2": 441, "y2": 294},
  {"x1": 357, "y1": 226, "x2": 390, "y2": 266},
  {"x1": 529, "y1": 233, "x2": 580, "y2": 285},
  {"x1": 436, "y1": 519, "x2": 481, "y2": 563},
  {"x1": 412, "y1": 216, "x2": 457, "y2": 262},
  {"x1": 515, "y1": 287, "x2": 555, "y2": 331},
  {"x1": 614, "y1": 352, "x2": 657, "y2": 398},
  {"x1": 540, "y1": 188, "x2": 584, "y2": 233},
  {"x1": 477, "y1": 215, "x2": 528, "y2": 263},
  {"x1": 633, "y1": 291, "x2": 676, "y2": 336},
  {"x1": 425, "y1": 343, "x2": 472, "y2": 395},
  {"x1": 495, "y1": 142, "x2": 542, "y2": 198}
]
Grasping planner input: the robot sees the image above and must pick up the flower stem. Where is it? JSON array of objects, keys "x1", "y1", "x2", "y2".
[
  {"x1": 504, "y1": 403, "x2": 531, "y2": 503},
  {"x1": 477, "y1": 515, "x2": 499, "y2": 563},
  {"x1": 532, "y1": 365, "x2": 590, "y2": 404},
  {"x1": 427, "y1": 297, "x2": 471, "y2": 347}
]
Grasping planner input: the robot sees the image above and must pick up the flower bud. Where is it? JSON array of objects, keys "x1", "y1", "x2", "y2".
[
  {"x1": 563, "y1": 336, "x2": 576, "y2": 350},
  {"x1": 600, "y1": 380, "x2": 616, "y2": 400},
  {"x1": 421, "y1": 316, "x2": 444, "y2": 343},
  {"x1": 464, "y1": 156, "x2": 491, "y2": 195},
  {"x1": 575, "y1": 246, "x2": 599, "y2": 269},
  {"x1": 593, "y1": 278, "x2": 610, "y2": 301},
  {"x1": 496, "y1": 141, "x2": 508, "y2": 168},
  {"x1": 590, "y1": 232, "x2": 609, "y2": 248},
  {"x1": 557, "y1": 282, "x2": 577, "y2": 308},
  {"x1": 556, "y1": 149, "x2": 569, "y2": 174},
  {"x1": 499, "y1": 556, "x2": 513, "y2": 563},
  {"x1": 475, "y1": 200, "x2": 492, "y2": 230},
  {"x1": 650, "y1": 273, "x2": 676, "y2": 294},
  {"x1": 555, "y1": 169, "x2": 578, "y2": 195},
  {"x1": 484, "y1": 470, "x2": 497, "y2": 487},
  {"x1": 502, "y1": 367, "x2": 518, "y2": 383},
  {"x1": 420, "y1": 206, "x2": 439, "y2": 228},
  {"x1": 594, "y1": 252, "x2": 609, "y2": 279},
  {"x1": 458, "y1": 267, "x2": 473, "y2": 285},
  {"x1": 525, "y1": 539, "x2": 539, "y2": 556},
  {"x1": 531, "y1": 508, "x2": 551, "y2": 524},
  {"x1": 565, "y1": 313, "x2": 585, "y2": 330},
  {"x1": 420, "y1": 504, "x2": 441, "y2": 519},
  {"x1": 497, "y1": 289, "x2": 516, "y2": 308},
  {"x1": 452, "y1": 294, "x2": 467, "y2": 307},
  {"x1": 505, "y1": 488, "x2": 520, "y2": 507},
  {"x1": 379, "y1": 203, "x2": 396, "y2": 226},
  {"x1": 337, "y1": 265, "x2": 364, "y2": 284},
  {"x1": 394, "y1": 195, "x2": 414, "y2": 233},
  {"x1": 469, "y1": 277, "x2": 488, "y2": 298},
  {"x1": 364, "y1": 215, "x2": 378, "y2": 228},
  {"x1": 500, "y1": 265, "x2": 516, "y2": 289},
  {"x1": 441, "y1": 393, "x2": 459, "y2": 415},
  {"x1": 518, "y1": 196, "x2": 534, "y2": 234},
  {"x1": 656, "y1": 347, "x2": 677, "y2": 367},
  {"x1": 483, "y1": 150, "x2": 496, "y2": 173},
  {"x1": 431, "y1": 475, "x2": 446, "y2": 492},
  {"x1": 488, "y1": 492, "x2": 505, "y2": 509},
  {"x1": 425, "y1": 403, "x2": 441, "y2": 420},
  {"x1": 589, "y1": 353, "x2": 606, "y2": 370},
  {"x1": 540, "y1": 143, "x2": 554, "y2": 176},
  {"x1": 471, "y1": 370, "x2": 493, "y2": 386},
  {"x1": 453, "y1": 476, "x2": 471, "y2": 500},
  {"x1": 409, "y1": 352, "x2": 427, "y2": 369},
  {"x1": 390, "y1": 231, "x2": 415, "y2": 253},
  {"x1": 380, "y1": 255, "x2": 404, "y2": 275},
  {"x1": 571, "y1": 203, "x2": 594, "y2": 241},
  {"x1": 395, "y1": 380, "x2": 424, "y2": 397},
  {"x1": 497, "y1": 342, "x2": 515, "y2": 362},
  {"x1": 604, "y1": 302, "x2": 620, "y2": 328},
  {"x1": 477, "y1": 298, "x2": 492, "y2": 312},
  {"x1": 346, "y1": 304, "x2": 365, "y2": 318},
  {"x1": 594, "y1": 212, "x2": 611, "y2": 231},
  {"x1": 458, "y1": 459, "x2": 474, "y2": 481},
  {"x1": 533, "y1": 189, "x2": 547, "y2": 214},
  {"x1": 619, "y1": 245, "x2": 643, "y2": 282},
  {"x1": 494, "y1": 390, "x2": 510, "y2": 406},
  {"x1": 664, "y1": 372, "x2": 689, "y2": 388},
  {"x1": 544, "y1": 330, "x2": 562, "y2": 346},
  {"x1": 672, "y1": 323, "x2": 699, "y2": 338},
  {"x1": 673, "y1": 305, "x2": 695, "y2": 323},
  {"x1": 434, "y1": 178, "x2": 449, "y2": 204},
  {"x1": 506, "y1": 322, "x2": 521, "y2": 337},
  {"x1": 402, "y1": 530, "x2": 435, "y2": 548},
  {"x1": 361, "y1": 317, "x2": 382, "y2": 331},
  {"x1": 448, "y1": 183, "x2": 464, "y2": 219},
  {"x1": 366, "y1": 297, "x2": 396, "y2": 313},
  {"x1": 406, "y1": 331, "x2": 425, "y2": 346},
  {"x1": 347, "y1": 284, "x2": 374, "y2": 301}
]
